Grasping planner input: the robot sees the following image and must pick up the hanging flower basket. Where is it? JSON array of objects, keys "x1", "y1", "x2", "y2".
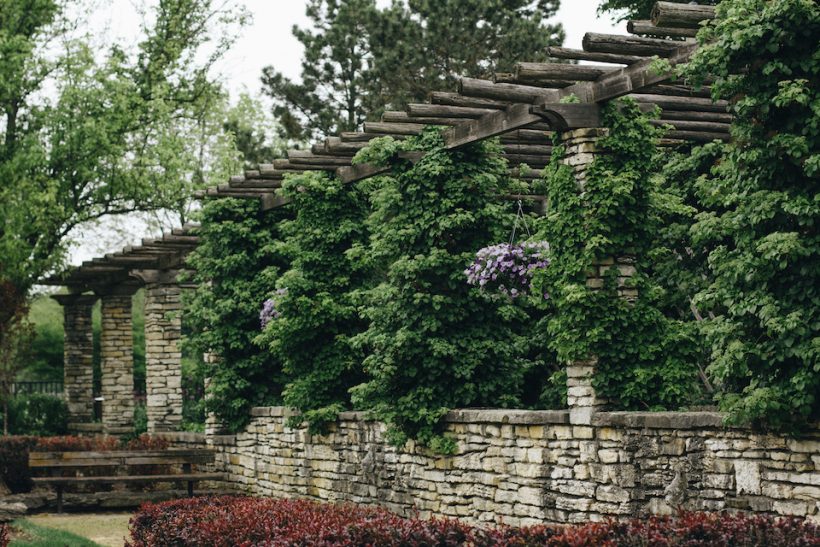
[
  {"x1": 465, "y1": 241, "x2": 550, "y2": 298},
  {"x1": 259, "y1": 288, "x2": 288, "y2": 328}
]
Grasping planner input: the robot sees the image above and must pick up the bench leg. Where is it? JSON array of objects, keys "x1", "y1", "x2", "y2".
[
  {"x1": 187, "y1": 480, "x2": 194, "y2": 497},
  {"x1": 56, "y1": 485, "x2": 63, "y2": 514}
]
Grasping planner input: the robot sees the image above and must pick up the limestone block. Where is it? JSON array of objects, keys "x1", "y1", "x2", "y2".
[{"x1": 734, "y1": 460, "x2": 761, "y2": 495}]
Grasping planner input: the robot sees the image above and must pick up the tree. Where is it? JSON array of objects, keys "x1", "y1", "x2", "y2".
[
  {"x1": 684, "y1": 0, "x2": 820, "y2": 429},
  {"x1": 0, "y1": 0, "x2": 246, "y2": 357},
  {"x1": 262, "y1": 0, "x2": 564, "y2": 141},
  {"x1": 597, "y1": 0, "x2": 718, "y2": 22},
  {"x1": 223, "y1": 93, "x2": 287, "y2": 168}
]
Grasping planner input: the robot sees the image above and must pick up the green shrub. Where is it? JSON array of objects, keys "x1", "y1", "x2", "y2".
[
  {"x1": 685, "y1": 0, "x2": 820, "y2": 428},
  {"x1": 256, "y1": 172, "x2": 371, "y2": 433},
  {"x1": 1, "y1": 394, "x2": 68, "y2": 436},
  {"x1": 350, "y1": 130, "x2": 538, "y2": 450},
  {"x1": 184, "y1": 197, "x2": 292, "y2": 431}
]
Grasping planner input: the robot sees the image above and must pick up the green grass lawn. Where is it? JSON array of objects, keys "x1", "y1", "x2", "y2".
[
  {"x1": 9, "y1": 519, "x2": 100, "y2": 547},
  {"x1": 10, "y1": 513, "x2": 132, "y2": 547}
]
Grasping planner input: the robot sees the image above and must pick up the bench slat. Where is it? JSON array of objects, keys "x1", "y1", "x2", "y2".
[
  {"x1": 32, "y1": 472, "x2": 224, "y2": 484},
  {"x1": 29, "y1": 449, "x2": 215, "y2": 467},
  {"x1": 29, "y1": 455, "x2": 215, "y2": 467}
]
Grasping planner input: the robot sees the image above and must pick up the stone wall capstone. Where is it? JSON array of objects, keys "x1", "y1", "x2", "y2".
[{"x1": 196, "y1": 407, "x2": 820, "y2": 527}]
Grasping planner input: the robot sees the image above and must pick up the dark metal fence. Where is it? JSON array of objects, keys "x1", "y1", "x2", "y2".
[{"x1": 12, "y1": 381, "x2": 63, "y2": 396}]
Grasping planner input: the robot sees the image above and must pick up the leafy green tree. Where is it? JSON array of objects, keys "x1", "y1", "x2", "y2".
[
  {"x1": 256, "y1": 172, "x2": 371, "y2": 432},
  {"x1": 261, "y1": 0, "x2": 375, "y2": 142},
  {"x1": 370, "y1": 0, "x2": 563, "y2": 111},
  {"x1": 262, "y1": 0, "x2": 564, "y2": 141},
  {"x1": 0, "y1": 0, "x2": 246, "y2": 352},
  {"x1": 184, "y1": 198, "x2": 291, "y2": 431},
  {"x1": 684, "y1": 0, "x2": 820, "y2": 428},
  {"x1": 222, "y1": 93, "x2": 286, "y2": 168},
  {"x1": 349, "y1": 130, "x2": 533, "y2": 450}
]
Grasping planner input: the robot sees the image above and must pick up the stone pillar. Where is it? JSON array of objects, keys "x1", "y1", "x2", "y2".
[
  {"x1": 560, "y1": 128, "x2": 639, "y2": 425},
  {"x1": 99, "y1": 288, "x2": 137, "y2": 434},
  {"x1": 144, "y1": 281, "x2": 183, "y2": 432},
  {"x1": 52, "y1": 294, "x2": 97, "y2": 423}
]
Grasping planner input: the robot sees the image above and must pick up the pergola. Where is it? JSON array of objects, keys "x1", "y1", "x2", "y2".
[{"x1": 44, "y1": 2, "x2": 724, "y2": 433}]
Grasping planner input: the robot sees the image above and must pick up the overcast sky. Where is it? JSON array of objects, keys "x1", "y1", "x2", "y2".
[{"x1": 69, "y1": 0, "x2": 622, "y2": 265}]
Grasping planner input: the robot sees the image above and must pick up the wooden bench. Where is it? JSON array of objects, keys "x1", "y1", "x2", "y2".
[{"x1": 29, "y1": 449, "x2": 224, "y2": 513}]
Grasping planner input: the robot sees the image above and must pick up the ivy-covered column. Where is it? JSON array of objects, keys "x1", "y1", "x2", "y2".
[
  {"x1": 561, "y1": 128, "x2": 612, "y2": 425},
  {"x1": 99, "y1": 287, "x2": 137, "y2": 434},
  {"x1": 52, "y1": 293, "x2": 97, "y2": 424},
  {"x1": 143, "y1": 275, "x2": 183, "y2": 432}
]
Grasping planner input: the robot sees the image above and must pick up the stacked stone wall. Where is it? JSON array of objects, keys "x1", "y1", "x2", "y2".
[
  {"x1": 197, "y1": 407, "x2": 819, "y2": 526},
  {"x1": 54, "y1": 295, "x2": 96, "y2": 423},
  {"x1": 99, "y1": 293, "x2": 135, "y2": 433},
  {"x1": 144, "y1": 283, "x2": 183, "y2": 432}
]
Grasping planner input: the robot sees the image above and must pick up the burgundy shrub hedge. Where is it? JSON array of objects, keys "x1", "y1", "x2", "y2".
[
  {"x1": 0, "y1": 434, "x2": 170, "y2": 494},
  {"x1": 128, "y1": 496, "x2": 820, "y2": 547},
  {"x1": 0, "y1": 523, "x2": 8, "y2": 547}
]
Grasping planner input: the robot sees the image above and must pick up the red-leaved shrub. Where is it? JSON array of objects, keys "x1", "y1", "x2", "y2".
[
  {"x1": 0, "y1": 523, "x2": 9, "y2": 547},
  {"x1": 127, "y1": 496, "x2": 820, "y2": 547},
  {"x1": 0, "y1": 434, "x2": 172, "y2": 494}
]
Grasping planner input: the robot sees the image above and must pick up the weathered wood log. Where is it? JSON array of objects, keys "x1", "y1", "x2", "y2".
[
  {"x1": 501, "y1": 144, "x2": 553, "y2": 155},
  {"x1": 428, "y1": 91, "x2": 508, "y2": 110},
  {"x1": 407, "y1": 103, "x2": 494, "y2": 119},
  {"x1": 286, "y1": 153, "x2": 352, "y2": 166},
  {"x1": 659, "y1": 109, "x2": 732, "y2": 123},
  {"x1": 630, "y1": 93, "x2": 728, "y2": 112},
  {"x1": 627, "y1": 20, "x2": 698, "y2": 38},
  {"x1": 582, "y1": 33, "x2": 682, "y2": 56},
  {"x1": 229, "y1": 179, "x2": 283, "y2": 189},
  {"x1": 651, "y1": 119, "x2": 730, "y2": 133},
  {"x1": 515, "y1": 62, "x2": 612, "y2": 82},
  {"x1": 499, "y1": 129, "x2": 554, "y2": 143},
  {"x1": 531, "y1": 104, "x2": 602, "y2": 130},
  {"x1": 494, "y1": 73, "x2": 571, "y2": 88},
  {"x1": 664, "y1": 129, "x2": 729, "y2": 142},
  {"x1": 363, "y1": 121, "x2": 425, "y2": 135},
  {"x1": 273, "y1": 159, "x2": 337, "y2": 171},
  {"x1": 651, "y1": 2, "x2": 716, "y2": 28},
  {"x1": 459, "y1": 77, "x2": 559, "y2": 104},
  {"x1": 546, "y1": 46, "x2": 644, "y2": 65},
  {"x1": 641, "y1": 83, "x2": 712, "y2": 98},
  {"x1": 502, "y1": 153, "x2": 552, "y2": 166}
]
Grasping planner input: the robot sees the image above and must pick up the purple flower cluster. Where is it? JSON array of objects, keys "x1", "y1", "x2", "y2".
[
  {"x1": 259, "y1": 288, "x2": 288, "y2": 328},
  {"x1": 465, "y1": 241, "x2": 550, "y2": 298}
]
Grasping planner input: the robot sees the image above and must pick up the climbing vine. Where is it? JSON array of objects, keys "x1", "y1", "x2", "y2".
[
  {"x1": 184, "y1": 198, "x2": 291, "y2": 431},
  {"x1": 349, "y1": 129, "x2": 554, "y2": 450},
  {"x1": 532, "y1": 99, "x2": 703, "y2": 410},
  {"x1": 256, "y1": 171, "x2": 371, "y2": 433},
  {"x1": 684, "y1": 0, "x2": 820, "y2": 428}
]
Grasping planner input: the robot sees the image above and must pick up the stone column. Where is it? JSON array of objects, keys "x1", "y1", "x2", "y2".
[
  {"x1": 559, "y1": 128, "x2": 638, "y2": 425},
  {"x1": 99, "y1": 288, "x2": 137, "y2": 434},
  {"x1": 143, "y1": 281, "x2": 183, "y2": 432},
  {"x1": 52, "y1": 294, "x2": 97, "y2": 423}
]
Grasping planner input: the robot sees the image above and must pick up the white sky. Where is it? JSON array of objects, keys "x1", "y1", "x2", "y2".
[{"x1": 69, "y1": 0, "x2": 621, "y2": 265}]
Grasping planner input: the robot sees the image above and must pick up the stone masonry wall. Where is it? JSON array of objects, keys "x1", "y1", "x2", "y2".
[
  {"x1": 200, "y1": 407, "x2": 819, "y2": 527},
  {"x1": 53, "y1": 294, "x2": 96, "y2": 423},
  {"x1": 144, "y1": 283, "x2": 183, "y2": 432},
  {"x1": 100, "y1": 293, "x2": 135, "y2": 433}
]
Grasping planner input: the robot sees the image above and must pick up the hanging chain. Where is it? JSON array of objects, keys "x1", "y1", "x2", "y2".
[{"x1": 508, "y1": 199, "x2": 531, "y2": 246}]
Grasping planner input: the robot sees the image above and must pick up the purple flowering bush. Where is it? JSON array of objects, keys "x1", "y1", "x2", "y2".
[
  {"x1": 465, "y1": 241, "x2": 550, "y2": 297},
  {"x1": 259, "y1": 288, "x2": 288, "y2": 328}
]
